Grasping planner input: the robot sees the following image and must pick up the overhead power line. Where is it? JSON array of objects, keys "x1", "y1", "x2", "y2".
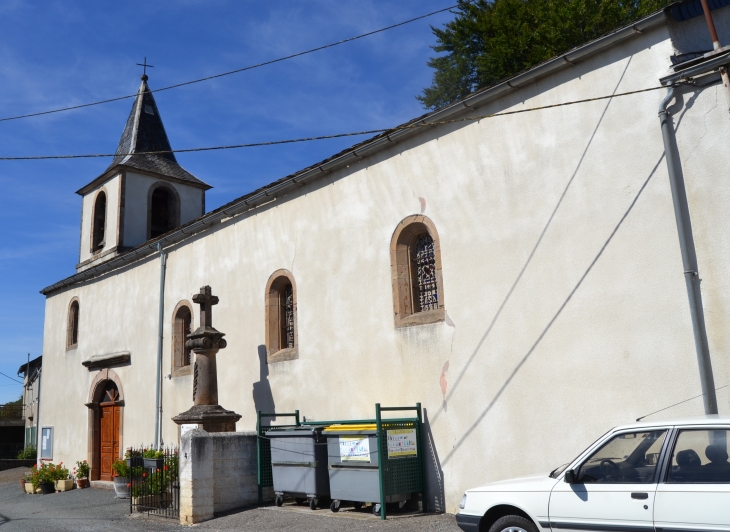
[
  {"x1": 0, "y1": 86, "x2": 664, "y2": 161},
  {"x1": 0, "y1": 5, "x2": 458, "y2": 124},
  {"x1": 0, "y1": 371, "x2": 23, "y2": 385}
]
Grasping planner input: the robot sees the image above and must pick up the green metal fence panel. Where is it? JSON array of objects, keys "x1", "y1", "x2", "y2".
[{"x1": 257, "y1": 410, "x2": 299, "y2": 505}]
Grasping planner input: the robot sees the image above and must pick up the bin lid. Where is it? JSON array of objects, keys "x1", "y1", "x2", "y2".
[
  {"x1": 323, "y1": 423, "x2": 377, "y2": 434},
  {"x1": 266, "y1": 425, "x2": 328, "y2": 436}
]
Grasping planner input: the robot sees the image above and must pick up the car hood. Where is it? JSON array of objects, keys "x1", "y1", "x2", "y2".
[{"x1": 468, "y1": 473, "x2": 559, "y2": 492}]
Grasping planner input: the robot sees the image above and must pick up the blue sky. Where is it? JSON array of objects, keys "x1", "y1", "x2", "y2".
[{"x1": 0, "y1": 1, "x2": 455, "y2": 402}]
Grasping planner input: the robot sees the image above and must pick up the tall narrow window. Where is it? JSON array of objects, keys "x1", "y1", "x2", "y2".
[
  {"x1": 172, "y1": 303, "x2": 193, "y2": 376},
  {"x1": 413, "y1": 233, "x2": 438, "y2": 312},
  {"x1": 265, "y1": 270, "x2": 298, "y2": 362},
  {"x1": 67, "y1": 299, "x2": 79, "y2": 349},
  {"x1": 149, "y1": 185, "x2": 180, "y2": 239},
  {"x1": 280, "y1": 283, "x2": 295, "y2": 350},
  {"x1": 390, "y1": 215, "x2": 445, "y2": 327},
  {"x1": 92, "y1": 191, "x2": 106, "y2": 252}
]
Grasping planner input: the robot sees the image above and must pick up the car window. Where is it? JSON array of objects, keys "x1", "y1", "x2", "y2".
[
  {"x1": 577, "y1": 430, "x2": 667, "y2": 484},
  {"x1": 667, "y1": 429, "x2": 730, "y2": 483}
]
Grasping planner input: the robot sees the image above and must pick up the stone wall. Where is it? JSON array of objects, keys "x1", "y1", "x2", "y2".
[
  {"x1": 180, "y1": 429, "x2": 269, "y2": 524},
  {"x1": 0, "y1": 459, "x2": 35, "y2": 472}
]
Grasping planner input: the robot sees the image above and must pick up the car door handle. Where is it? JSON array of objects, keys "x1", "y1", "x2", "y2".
[{"x1": 631, "y1": 492, "x2": 648, "y2": 500}]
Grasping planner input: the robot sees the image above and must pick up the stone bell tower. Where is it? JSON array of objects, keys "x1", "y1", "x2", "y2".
[
  {"x1": 74, "y1": 74, "x2": 211, "y2": 273},
  {"x1": 173, "y1": 286, "x2": 241, "y2": 432}
]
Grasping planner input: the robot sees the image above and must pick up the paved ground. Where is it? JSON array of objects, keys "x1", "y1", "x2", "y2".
[{"x1": 0, "y1": 468, "x2": 461, "y2": 531}]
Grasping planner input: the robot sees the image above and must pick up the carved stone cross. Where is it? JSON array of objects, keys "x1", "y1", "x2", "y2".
[
  {"x1": 193, "y1": 285, "x2": 219, "y2": 330},
  {"x1": 172, "y1": 285, "x2": 240, "y2": 434}
]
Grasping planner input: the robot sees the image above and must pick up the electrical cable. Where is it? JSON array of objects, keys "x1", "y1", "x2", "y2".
[
  {"x1": 0, "y1": 4, "x2": 458, "y2": 124},
  {"x1": 0, "y1": 85, "x2": 664, "y2": 161},
  {"x1": 0, "y1": 371, "x2": 23, "y2": 384}
]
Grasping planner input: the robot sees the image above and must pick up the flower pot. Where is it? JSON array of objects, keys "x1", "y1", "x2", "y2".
[
  {"x1": 39, "y1": 482, "x2": 55, "y2": 494},
  {"x1": 113, "y1": 476, "x2": 130, "y2": 498},
  {"x1": 126, "y1": 457, "x2": 143, "y2": 469},
  {"x1": 143, "y1": 458, "x2": 164, "y2": 470},
  {"x1": 24, "y1": 482, "x2": 34, "y2": 495},
  {"x1": 55, "y1": 479, "x2": 74, "y2": 491},
  {"x1": 76, "y1": 478, "x2": 89, "y2": 489}
]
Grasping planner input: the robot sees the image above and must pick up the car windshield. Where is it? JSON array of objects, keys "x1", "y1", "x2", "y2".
[{"x1": 578, "y1": 430, "x2": 667, "y2": 483}]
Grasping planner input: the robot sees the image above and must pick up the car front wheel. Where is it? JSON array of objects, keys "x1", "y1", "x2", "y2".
[{"x1": 488, "y1": 515, "x2": 538, "y2": 532}]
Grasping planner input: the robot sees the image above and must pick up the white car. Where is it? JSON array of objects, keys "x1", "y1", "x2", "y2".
[{"x1": 456, "y1": 415, "x2": 730, "y2": 532}]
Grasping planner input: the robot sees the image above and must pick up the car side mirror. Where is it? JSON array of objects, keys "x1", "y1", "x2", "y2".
[{"x1": 564, "y1": 469, "x2": 578, "y2": 483}]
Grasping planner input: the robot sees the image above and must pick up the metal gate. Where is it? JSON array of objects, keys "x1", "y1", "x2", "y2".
[{"x1": 128, "y1": 446, "x2": 179, "y2": 518}]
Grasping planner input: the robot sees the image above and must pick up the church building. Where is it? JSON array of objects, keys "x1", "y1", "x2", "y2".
[{"x1": 38, "y1": 4, "x2": 730, "y2": 512}]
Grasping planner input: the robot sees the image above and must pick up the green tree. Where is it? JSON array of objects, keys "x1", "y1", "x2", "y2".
[{"x1": 418, "y1": 0, "x2": 673, "y2": 109}]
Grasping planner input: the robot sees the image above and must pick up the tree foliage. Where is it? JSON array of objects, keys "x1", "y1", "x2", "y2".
[{"x1": 418, "y1": 0, "x2": 674, "y2": 109}]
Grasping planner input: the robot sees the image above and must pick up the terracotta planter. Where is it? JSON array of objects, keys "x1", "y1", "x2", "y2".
[
  {"x1": 55, "y1": 479, "x2": 74, "y2": 491},
  {"x1": 113, "y1": 476, "x2": 130, "y2": 498},
  {"x1": 76, "y1": 478, "x2": 89, "y2": 489},
  {"x1": 24, "y1": 482, "x2": 34, "y2": 494},
  {"x1": 39, "y1": 482, "x2": 55, "y2": 494}
]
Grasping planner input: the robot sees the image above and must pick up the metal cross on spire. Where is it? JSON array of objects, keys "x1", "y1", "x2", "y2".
[{"x1": 136, "y1": 57, "x2": 154, "y2": 80}]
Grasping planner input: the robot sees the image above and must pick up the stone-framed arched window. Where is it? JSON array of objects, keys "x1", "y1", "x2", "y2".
[
  {"x1": 147, "y1": 182, "x2": 180, "y2": 240},
  {"x1": 172, "y1": 301, "x2": 193, "y2": 377},
  {"x1": 265, "y1": 270, "x2": 298, "y2": 363},
  {"x1": 91, "y1": 189, "x2": 107, "y2": 253},
  {"x1": 67, "y1": 298, "x2": 80, "y2": 350},
  {"x1": 390, "y1": 215, "x2": 445, "y2": 327}
]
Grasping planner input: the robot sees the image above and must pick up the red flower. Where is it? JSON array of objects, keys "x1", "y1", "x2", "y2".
[
  {"x1": 163, "y1": 466, "x2": 169, "y2": 471},
  {"x1": 126, "y1": 483, "x2": 130, "y2": 488}
]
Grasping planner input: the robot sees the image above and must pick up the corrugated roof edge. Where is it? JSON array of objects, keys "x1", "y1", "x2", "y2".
[{"x1": 40, "y1": 7, "x2": 670, "y2": 297}]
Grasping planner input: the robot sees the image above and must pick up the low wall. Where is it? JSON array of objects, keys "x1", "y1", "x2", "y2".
[
  {"x1": 0, "y1": 459, "x2": 35, "y2": 472},
  {"x1": 180, "y1": 429, "x2": 271, "y2": 524}
]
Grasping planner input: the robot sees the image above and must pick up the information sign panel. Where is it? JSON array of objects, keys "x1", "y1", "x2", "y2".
[
  {"x1": 387, "y1": 428, "x2": 417, "y2": 458},
  {"x1": 339, "y1": 435, "x2": 370, "y2": 462}
]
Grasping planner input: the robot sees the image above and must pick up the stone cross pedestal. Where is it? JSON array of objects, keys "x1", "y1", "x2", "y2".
[{"x1": 173, "y1": 286, "x2": 241, "y2": 433}]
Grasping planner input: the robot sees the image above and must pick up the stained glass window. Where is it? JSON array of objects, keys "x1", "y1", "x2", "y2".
[{"x1": 414, "y1": 233, "x2": 438, "y2": 311}]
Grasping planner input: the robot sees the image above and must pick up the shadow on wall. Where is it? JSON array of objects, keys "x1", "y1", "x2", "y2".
[
  {"x1": 253, "y1": 345, "x2": 275, "y2": 426},
  {"x1": 423, "y1": 409, "x2": 446, "y2": 513}
]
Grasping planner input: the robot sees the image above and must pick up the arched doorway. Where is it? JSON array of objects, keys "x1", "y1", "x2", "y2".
[
  {"x1": 98, "y1": 381, "x2": 121, "y2": 480},
  {"x1": 86, "y1": 370, "x2": 124, "y2": 481}
]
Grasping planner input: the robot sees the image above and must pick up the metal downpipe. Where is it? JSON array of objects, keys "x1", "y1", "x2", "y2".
[
  {"x1": 658, "y1": 87, "x2": 718, "y2": 415},
  {"x1": 154, "y1": 243, "x2": 168, "y2": 447}
]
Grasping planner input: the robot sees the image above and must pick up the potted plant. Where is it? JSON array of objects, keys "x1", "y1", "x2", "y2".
[
  {"x1": 125, "y1": 448, "x2": 143, "y2": 469},
  {"x1": 54, "y1": 463, "x2": 73, "y2": 491},
  {"x1": 111, "y1": 459, "x2": 130, "y2": 498},
  {"x1": 22, "y1": 472, "x2": 34, "y2": 494},
  {"x1": 142, "y1": 448, "x2": 165, "y2": 470},
  {"x1": 37, "y1": 462, "x2": 56, "y2": 494},
  {"x1": 74, "y1": 460, "x2": 90, "y2": 489}
]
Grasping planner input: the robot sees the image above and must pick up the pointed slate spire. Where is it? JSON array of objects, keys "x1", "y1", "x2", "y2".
[{"x1": 103, "y1": 75, "x2": 209, "y2": 187}]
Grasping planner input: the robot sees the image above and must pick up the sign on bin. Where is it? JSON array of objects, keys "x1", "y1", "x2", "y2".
[
  {"x1": 387, "y1": 429, "x2": 417, "y2": 458},
  {"x1": 339, "y1": 436, "x2": 370, "y2": 462}
]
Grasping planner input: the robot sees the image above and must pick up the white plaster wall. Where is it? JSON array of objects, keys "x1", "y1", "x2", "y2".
[
  {"x1": 78, "y1": 173, "x2": 120, "y2": 265},
  {"x1": 40, "y1": 16, "x2": 730, "y2": 514},
  {"x1": 123, "y1": 172, "x2": 204, "y2": 249}
]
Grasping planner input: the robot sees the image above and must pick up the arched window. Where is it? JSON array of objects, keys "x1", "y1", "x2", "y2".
[
  {"x1": 148, "y1": 184, "x2": 180, "y2": 239},
  {"x1": 91, "y1": 191, "x2": 106, "y2": 252},
  {"x1": 172, "y1": 303, "x2": 193, "y2": 376},
  {"x1": 390, "y1": 215, "x2": 445, "y2": 327},
  {"x1": 67, "y1": 299, "x2": 80, "y2": 349},
  {"x1": 265, "y1": 270, "x2": 298, "y2": 362}
]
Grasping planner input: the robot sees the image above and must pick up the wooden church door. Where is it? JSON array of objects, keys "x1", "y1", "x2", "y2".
[{"x1": 98, "y1": 382, "x2": 121, "y2": 481}]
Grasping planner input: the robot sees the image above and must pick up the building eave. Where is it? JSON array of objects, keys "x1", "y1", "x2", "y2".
[
  {"x1": 75, "y1": 163, "x2": 212, "y2": 196},
  {"x1": 41, "y1": 9, "x2": 669, "y2": 297}
]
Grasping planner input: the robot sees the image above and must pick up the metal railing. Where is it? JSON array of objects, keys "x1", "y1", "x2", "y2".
[
  {"x1": 128, "y1": 447, "x2": 179, "y2": 519},
  {"x1": 0, "y1": 404, "x2": 24, "y2": 420}
]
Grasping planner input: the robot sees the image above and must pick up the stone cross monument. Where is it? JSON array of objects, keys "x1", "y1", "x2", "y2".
[{"x1": 173, "y1": 286, "x2": 241, "y2": 432}]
